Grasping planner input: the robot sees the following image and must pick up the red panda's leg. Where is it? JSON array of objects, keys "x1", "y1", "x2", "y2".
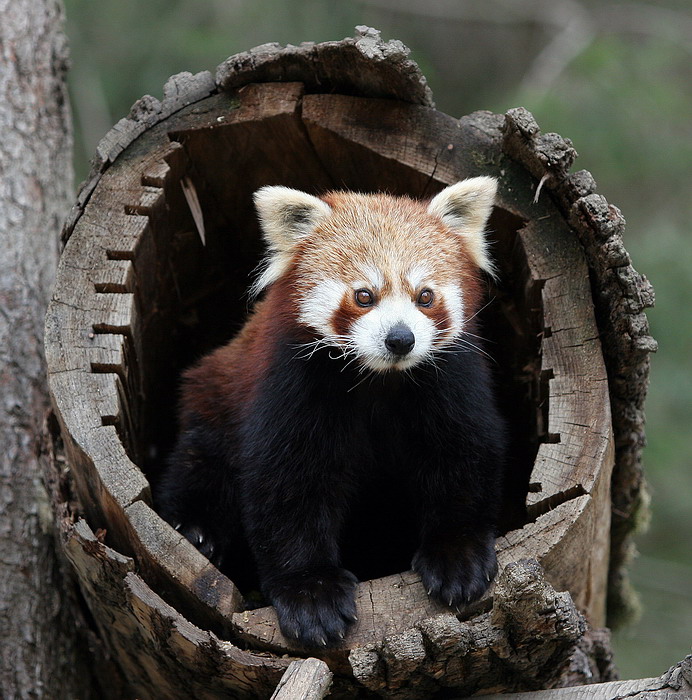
[
  {"x1": 412, "y1": 458, "x2": 501, "y2": 608},
  {"x1": 237, "y1": 441, "x2": 359, "y2": 647},
  {"x1": 406, "y1": 345, "x2": 507, "y2": 609}
]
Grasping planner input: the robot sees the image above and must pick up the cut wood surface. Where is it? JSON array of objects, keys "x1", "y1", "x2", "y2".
[
  {"x1": 62, "y1": 518, "x2": 292, "y2": 699},
  {"x1": 44, "y1": 27, "x2": 655, "y2": 698},
  {"x1": 501, "y1": 107, "x2": 656, "y2": 627},
  {"x1": 270, "y1": 659, "x2": 333, "y2": 700},
  {"x1": 214, "y1": 25, "x2": 433, "y2": 107},
  {"x1": 346, "y1": 560, "x2": 615, "y2": 697}
]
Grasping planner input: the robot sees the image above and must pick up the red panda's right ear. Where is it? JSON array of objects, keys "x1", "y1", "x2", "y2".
[
  {"x1": 251, "y1": 186, "x2": 331, "y2": 296},
  {"x1": 427, "y1": 177, "x2": 498, "y2": 278}
]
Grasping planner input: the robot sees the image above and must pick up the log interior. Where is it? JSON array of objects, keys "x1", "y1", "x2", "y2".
[
  {"x1": 108, "y1": 90, "x2": 541, "y2": 595},
  {"x1": 47, "y1": 81, "x2": 613, "y2": 663},
  {"x1": 43, "y1": 34, "x2": 648, "y2": 693}
]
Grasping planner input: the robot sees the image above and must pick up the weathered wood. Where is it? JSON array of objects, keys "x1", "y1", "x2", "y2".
[
  {"x1": 501, "y1": 107, "x2": 656, "y2": 627},
  {"x1": 482, "y1": 655, "x2": 692, "y2": 700},
  {"x1": 62, "y1": 71, "x2": 216, "y2": 244},
  {"x1": 231, "y1": 570, "x2": 449, "y2": 662},
  {"x1": 215, "y1": 26, "x2": 433, "y2": 107},
  {"x1": 270, "y1": 658, "x2": 333, "y2": 700},
  {"x1": 63, "y1": 518, "x2": 293, "y2": 699},
  {"x1": 44, "y1": 27, "x2": 655, "y2": 698},
  {"x1": 347, "y1": 560, "x2": 615, "y2": 697},
  {"x1": 126, "y1": 500, "x2": 243, "y2": 637}
]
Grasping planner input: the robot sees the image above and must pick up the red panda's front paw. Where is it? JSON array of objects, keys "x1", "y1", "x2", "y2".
[
  {"x1": 412, "y1": 531, "x2": 498, "y2": 608},
  {"x1": 266, "y1": 566, "x2": 358, "y2": 648}
]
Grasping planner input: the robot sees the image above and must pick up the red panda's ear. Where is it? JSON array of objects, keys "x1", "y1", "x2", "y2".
[
  {"x1": 251, "y1": 186, "x2": 331, "y2": 295},
  {"x1": 427, "y1": 177, "x2": 498, "y2": 277}
]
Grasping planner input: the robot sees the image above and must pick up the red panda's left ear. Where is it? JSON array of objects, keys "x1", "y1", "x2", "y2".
[
  {"x1": 427, "y1": 177, "x2": 498, "y2": 277},
  {"x1": 251, "y1": 186, "x2": 331, "y2": 295}
]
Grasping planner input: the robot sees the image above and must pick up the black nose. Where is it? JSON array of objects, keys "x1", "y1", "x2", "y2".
[{"x1": 385, "y1": 325, "x2": 415, "y2": 356}]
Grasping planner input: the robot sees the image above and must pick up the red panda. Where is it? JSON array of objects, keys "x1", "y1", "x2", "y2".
[{"x1": 155, "y1": 178, "x2": 506, "y2": 648}]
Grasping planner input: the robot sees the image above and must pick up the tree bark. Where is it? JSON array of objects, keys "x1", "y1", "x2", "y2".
[{"x1": 0, "y1": 0, "x2": 94, "y2": 697}]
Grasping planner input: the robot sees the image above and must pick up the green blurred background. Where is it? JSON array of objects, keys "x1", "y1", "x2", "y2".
[{"x1": 63, "y1": 0, "x2": 691, "y2": 680}]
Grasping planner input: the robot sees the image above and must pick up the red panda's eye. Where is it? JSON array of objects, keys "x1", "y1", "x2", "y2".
[
  {"x1": 355, "y1": 289, "x2": 374, "y2": 307},
  {"x1": 417, "y1": 289, "x2": 434, "y2": 307}
]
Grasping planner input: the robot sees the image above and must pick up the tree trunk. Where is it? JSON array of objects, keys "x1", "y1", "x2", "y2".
[{"x1": 0, "y1": 1, "x2": 95, "y2": 697}]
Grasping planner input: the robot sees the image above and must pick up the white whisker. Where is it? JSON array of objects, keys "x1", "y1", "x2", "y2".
[
  {"x1": 464, "y1": 296, "x2": 496, "y2": 325},
  {"x1": 347, "y1": 368, "x2": 375, "y2": 393},
  {"x1": 402, "y1": 367, "x2": 421, "y2": 388},
  {"x1": 461, "y1": 329, "x2": 494, "y2": 344},
  {"x1": 290, "y1": 334, "x2": 356, "y2": 362},
  {"x1": 456, "y1": 337, "x2": 497, "y2": 364}
]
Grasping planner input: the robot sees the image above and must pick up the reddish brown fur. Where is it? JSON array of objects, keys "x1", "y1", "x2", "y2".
[
  {"x1": 293, "y1": 191, "x2": 486, "y2": 329},
  {"x1": 294, "y1": 193, "x2": 468, "y2": 295},
  {"x1": 181, "y1": 274, "x2": 309, "y2": 428},
  {"x1": 455, "y1": 246, "x2": 484, "y2": 321}
]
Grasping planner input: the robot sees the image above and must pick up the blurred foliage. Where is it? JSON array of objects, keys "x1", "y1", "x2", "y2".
[{"x1": 63, "y1": 0, "x2": 692, "y2": 680}]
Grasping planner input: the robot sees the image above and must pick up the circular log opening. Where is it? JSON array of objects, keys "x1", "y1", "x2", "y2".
[
  {"x1": 44, "y1": 34, "x2": 656, "y2": 694},
  {"x1": 119, "y1": 89, "x2": 537, "y2": 595},
  {"x1": 47, "y1": 75, "x2": 614, "y2": 669}
]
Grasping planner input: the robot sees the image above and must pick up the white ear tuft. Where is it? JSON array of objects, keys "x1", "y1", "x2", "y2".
[
  {"x1": 427, "y1": 177, "x2": 498, "y2": 276},
  {"x1": 251, "y1": 186, "x2": 331, "y2": 295}
]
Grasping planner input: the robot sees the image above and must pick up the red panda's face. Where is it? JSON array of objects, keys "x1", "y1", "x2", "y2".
[
  {"x1": 292, "y1": 202, "x2": 468, "y2": 372},
  {"x1": 253, "y1": 179, "x2": 497, "y2": 373}
]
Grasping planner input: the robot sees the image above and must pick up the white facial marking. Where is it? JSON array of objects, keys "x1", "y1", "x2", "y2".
[
  {"x1": 298, "y1": 279, "x2": 347, "y2": 337},
  {"x1": 350, "y1": 293, "x2": 437, "y2": 372},
  {"x1": 440, "y1": 283, "x2": 465, "y2": 343},
  {"x1": 355, "y1": 264, "x2": 385, "y2": 292},
  {"x1": 406, "y1": 263, "x2": 433, "y2": 292}
]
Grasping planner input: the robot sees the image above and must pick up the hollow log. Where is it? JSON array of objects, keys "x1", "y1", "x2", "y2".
[{"x1": 45, "y1": 28, "x2": 655, "y2": 697}]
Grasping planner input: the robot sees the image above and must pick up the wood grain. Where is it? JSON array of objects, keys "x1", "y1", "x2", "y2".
[
  {"x1": 270, "y1": 658, "x2": 333, "y2": 700},
  {"x1": 482, "y1": 655, "x2": 692, "y2": 699},
  {"x1": 64, "y1": 518, "x2": 292, "y2": 699}
]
